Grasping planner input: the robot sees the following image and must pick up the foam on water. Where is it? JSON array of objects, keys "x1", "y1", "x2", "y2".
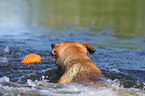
[
  {"x1": 0, "y1": 76, "x2": 10, "y2": 82},
  {"x1": 0, "y1": 76, "x2": 144, "y2": 96}
]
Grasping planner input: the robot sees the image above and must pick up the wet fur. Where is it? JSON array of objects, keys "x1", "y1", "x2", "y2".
[{"x1": 51, "y1": 41, "x2": 106, "y2": 84}]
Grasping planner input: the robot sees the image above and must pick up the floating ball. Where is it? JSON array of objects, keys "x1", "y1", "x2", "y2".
[{"x1": 21, "y1": 53, "x2": 41, "y2": 64}]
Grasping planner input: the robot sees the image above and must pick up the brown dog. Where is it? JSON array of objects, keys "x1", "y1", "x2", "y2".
[{"x1": 51, "y1": 41, "x2": 106, "y2": 84}]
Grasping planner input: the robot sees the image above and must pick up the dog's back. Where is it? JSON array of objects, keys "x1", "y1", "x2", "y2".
[{"x1": 62, "y1": 54, "x2": 106, "y2": 83}]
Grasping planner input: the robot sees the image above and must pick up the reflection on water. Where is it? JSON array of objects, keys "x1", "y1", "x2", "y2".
[{"x1": 0, "y1": 0, "x2": 145, "y2": 34}]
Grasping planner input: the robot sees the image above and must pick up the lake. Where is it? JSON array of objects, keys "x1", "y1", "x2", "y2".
[{"x1": 0, "y1": 0, "x2": 145, "y2": 96}]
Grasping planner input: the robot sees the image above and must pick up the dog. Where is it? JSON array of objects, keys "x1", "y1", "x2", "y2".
[{"x1": 51, "y1": 41, "x2": 106, "y2": 85}]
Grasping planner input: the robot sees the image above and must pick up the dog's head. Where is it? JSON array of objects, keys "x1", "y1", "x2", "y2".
[{"x1": 51, "y1": 41, "x2": 96, "y2": 58}]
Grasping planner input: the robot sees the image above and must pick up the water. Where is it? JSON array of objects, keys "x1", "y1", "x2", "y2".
[
  {"x1": 0, "y1": 25, "x2": 144, "y2": 96},
  {"x1": 0, "y1": 0, "x2": 145, "y2": 96}
]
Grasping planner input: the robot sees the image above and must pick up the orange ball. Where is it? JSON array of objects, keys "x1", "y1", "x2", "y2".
[{"x1": 21, "y1": 53, "x2": 41, "y2": 64}]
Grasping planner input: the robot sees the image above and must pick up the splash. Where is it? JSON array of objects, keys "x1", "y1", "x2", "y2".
[
  {"x1": 3, "y1": 46, "x2": 10, "y2": 54},
  {"x1": 0, "y1": 76, "x2": 144, "y2": 96},
  {"x1": 0, "y1": 76, "x2": 9, "y2": 82}
]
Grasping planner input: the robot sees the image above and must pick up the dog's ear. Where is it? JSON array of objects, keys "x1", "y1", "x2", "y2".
[
  {"x1": 82, "y1": 42, "x2": 96, "y2": 54},
  {"x1": 51, "y1": 43, "x2": 59, "y2": 49},
  {"x1": 51, "y1": 49, "x2": 57, "y2": 56},
  {"x1": 51, "y1": 43, "x2": 59, "y2": 56}
]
